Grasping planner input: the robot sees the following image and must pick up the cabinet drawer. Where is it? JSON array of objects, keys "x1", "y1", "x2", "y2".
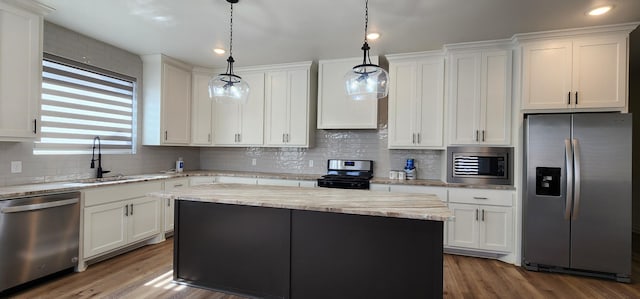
[
  {"x1": 84, "y1": 181, "x2": 163, "y2": 207},
  {"x1": 190, "y1": 176, "x2": 258, "y2": 186},
  {"x1": 215, "y1": 176, "x2": 258, "y2": 185},
  {"x1": 448, "y1": 188, "x2": 513, "y2": 206},
  {"x1": 389, "y1": 185, "x2": 447, "y2": 202},
  {"x1": 298, "y1": 180, "x2": 317, "y2": 188},
  {"x1": 165, "y1": 178, "x2": 189, "y2": 190},
  {"x1": 189, "y1": 176, "x2": 217, "y2": 186},
  {"x1": 370, "y1": 184, "x2": 390, "y2": 192},
  {"x1": 257, "y1": 178, "x2": 300, "y2": 187}
]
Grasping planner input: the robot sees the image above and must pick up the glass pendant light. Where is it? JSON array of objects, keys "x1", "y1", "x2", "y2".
[
  {"x1": 209, "y1": 0, "x2": 249, "y2": 104},
  {"x1": 344, "y1": 0, "x2": 389, "y2": 101}
]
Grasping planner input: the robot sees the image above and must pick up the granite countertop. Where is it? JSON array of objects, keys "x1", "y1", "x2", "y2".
[
  {"x1": 150, "y1": 183, "x2": 453, "y2": 222},
  {"x1": 0, "y1": 170, "x2": 514, "y2": 200}
]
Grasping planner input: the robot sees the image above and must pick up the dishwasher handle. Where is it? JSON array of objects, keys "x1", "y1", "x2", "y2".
[{"x1": 1, "y1": 198, "x2": 79, "y2": 214}]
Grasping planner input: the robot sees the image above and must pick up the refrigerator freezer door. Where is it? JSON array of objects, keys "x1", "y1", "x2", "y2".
[
  {"x1": 524, "y1": 114, "x2": 572, "y2": 268},
  {"x1": 570, "y1": 113, "x2": 631, "y2": 276}
]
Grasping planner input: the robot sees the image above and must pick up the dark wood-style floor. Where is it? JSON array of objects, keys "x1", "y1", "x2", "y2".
[{"x1": 6, "y1": 237, "x2": 640, "y2": 299}]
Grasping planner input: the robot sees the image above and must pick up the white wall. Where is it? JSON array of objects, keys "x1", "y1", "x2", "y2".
[{"x1": 0, "y1": 22, "x2": 199, "y2": 187}]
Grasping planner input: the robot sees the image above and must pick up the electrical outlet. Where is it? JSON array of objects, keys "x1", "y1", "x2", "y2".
[
  {"x1": 308, "y1": 160, "x2": 314, "y2": 167},
  {"x1": 251, "y1": 158, "x2": 257, "y2": 166},
  {"x1": 11, "y1": 161, "x2": 22, "y2": 173}
]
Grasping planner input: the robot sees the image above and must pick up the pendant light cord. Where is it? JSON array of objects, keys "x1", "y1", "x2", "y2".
[
  {"x1": 361, "y1": 0, "x2": 372, "y2": 65},
  {"x1": 226, "y1": 2, "x2": 235, "y2": 75},
  {"x1": 229, "y1": 3, "x2": 234, "y2": 57},
  {"x1": 364, "y1": 0, "x2": 369, "y2": 43}
]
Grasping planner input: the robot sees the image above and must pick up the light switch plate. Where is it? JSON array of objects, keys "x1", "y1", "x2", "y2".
[
  {"x1": 251, "y1": 158, "x2": 257, "y2": 166},
  {"x1": 11, "y1": 161, "x2": 22, "y2": 173}
]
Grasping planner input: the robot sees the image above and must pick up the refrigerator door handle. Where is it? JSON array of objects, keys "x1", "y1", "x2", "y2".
[
  {"x1": 564, "y1": 139, "x2": 574, "y2": 220},
  {"x1": 572, "y1": 138, "x2": 581, "y2": 220}
]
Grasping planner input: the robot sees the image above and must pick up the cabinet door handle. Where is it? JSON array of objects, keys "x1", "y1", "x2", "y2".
[
  {"x1": 482, "y1": 130, "x2": 485, "y2": 142},
  {"x1": 412, "y1": 133, "x2": 416, "y2": 144},
  {"x1": 286, "y1": 133, "x2": 289, "y2": 143},
  {"x1": 165, "y1": 131, "x2": 168, "y2": 141},
  {"x1": 567, "y1": 91, "x2": 571, "y2": 105},
  {"x1": 125, "y1": 204, "x2": 128, "y2": 216},
  {"x1": 173, "y1": 184, "x2": 183, "y2": 188},
  {"x1": 33, "y1": 119, "x2": 37, "y2": 134},
  {"x1": 575, "y1": 91, "x2": 578, "y2": 105},
  {"x1": 475, "y1": 209, "x2": 479, "y2": 221},
  {"x1": 237, "y1": 133, "x2": 241, "y2": 143},
  {"x1": 282, "y1": 134, "x2": 285, "y2": 143},
  {"x1": 475, "y1": 130, "x2": 479, "y2": 142},
  {"x1": 481, "y1": 209, "x2": 485, "y2": 221},
  {"x1": 417, "y1": 133, "x2": 421, "y2": 144},
  {"x1": 473, "y1": 196, "x2": 488, "y2": 200},
  {"x1": 130, "y1": 203, "x2": 133, "y2": 215},
  {"x1": 167, "y1": 198, "x2": 170, "y2": 207}
]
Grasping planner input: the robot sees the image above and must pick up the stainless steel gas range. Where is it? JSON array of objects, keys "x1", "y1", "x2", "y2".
[{"x1": 317, "y1": 159, "x2": 373, "y2": 190}]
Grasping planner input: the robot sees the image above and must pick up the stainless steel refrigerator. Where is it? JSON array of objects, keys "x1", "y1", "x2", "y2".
[{"x1": 523, "y1": 113, "x2": 632, "y2": 282}]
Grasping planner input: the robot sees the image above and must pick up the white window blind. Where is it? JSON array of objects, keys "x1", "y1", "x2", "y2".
[{"x1": 35, "y1": 53, "x2": 136, "y2": 155}]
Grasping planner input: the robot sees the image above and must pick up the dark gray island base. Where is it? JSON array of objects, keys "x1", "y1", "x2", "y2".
[{"x1": 174, "y1": 200, "x2": 444, "y2": 299}]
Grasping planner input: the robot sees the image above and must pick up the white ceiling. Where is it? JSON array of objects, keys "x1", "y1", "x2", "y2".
[{"x1": 39, "y1": 0, "x2": 640, "y2": 69}]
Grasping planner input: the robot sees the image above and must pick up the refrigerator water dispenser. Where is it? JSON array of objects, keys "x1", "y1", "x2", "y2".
[{"x1": 536, "y1": 167, "x2": 560, "y2": 196}]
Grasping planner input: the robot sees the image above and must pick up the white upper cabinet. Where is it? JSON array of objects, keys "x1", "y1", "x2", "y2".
[
  {"x1": 212, "y1": 71, "x2": 265, "y2": 146},
  {"x1": 387, "y1": 52, "x2": 445, "y2": 149},
  {"x1": 190, "y1": 69, "x2": 214, "y2": 145},
  {"x1": 264, "y1": 63, "x2": 315, "y2": 147},
  {"x1": 0, "y1": 1, "x2": 49, "y2": 141},
  {"x1": 519, "y1": 26, "x2": 634, "y2": 111},
  {"x1": 142, "y1": 54, "x2": 192, "y2": 145},
  {"x1": 191, "y1": 62, "x2": 315, "y2": 148},
  {"x1": 448, "y1": 44, "x2": 512, "y2": 146},
  {"x1": 317, "y1": 57, "x2": 379, "y2": 129}
]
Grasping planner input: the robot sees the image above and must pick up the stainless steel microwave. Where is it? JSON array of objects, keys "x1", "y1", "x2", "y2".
[{"x1": 447, "y1": 146, "x2": 513, "y2": 185}]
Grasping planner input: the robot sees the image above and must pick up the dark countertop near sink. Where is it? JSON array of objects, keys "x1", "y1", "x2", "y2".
[{"x1": 0, "y1": 170, "x2": 515, "y2": 200}]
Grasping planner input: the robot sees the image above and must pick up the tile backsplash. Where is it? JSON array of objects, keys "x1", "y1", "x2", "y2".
[{"x1": 201, "y1": 125, "x2": 443, "y2": 180}]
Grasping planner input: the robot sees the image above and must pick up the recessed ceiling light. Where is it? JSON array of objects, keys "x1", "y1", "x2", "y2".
[
  {"x1": 367, "y1": 32, "x2": 380, "y2": 40},
  {"x1": 587, "y1": 5, "x2": 613, "y2": 16},
  {"x1": 213, "y1": 48, "x2": 226, "y2": 55}
]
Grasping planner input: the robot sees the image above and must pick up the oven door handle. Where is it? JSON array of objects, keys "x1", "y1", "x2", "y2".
[{"x1": 1, "y1": 198, "x2": 79, "y2": 214}]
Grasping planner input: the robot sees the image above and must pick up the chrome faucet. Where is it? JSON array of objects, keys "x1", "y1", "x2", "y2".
[{"x1": 91, "y1": 136, "x2": 110, "y2": 178}]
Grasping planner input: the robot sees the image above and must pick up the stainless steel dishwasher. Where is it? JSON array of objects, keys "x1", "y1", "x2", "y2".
[{"x1": 0, "y1": 192, "x2": 80, "y2": 292}]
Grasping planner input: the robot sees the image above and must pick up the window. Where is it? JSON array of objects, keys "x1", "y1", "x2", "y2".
[{"x1": 34, "y1": 53, "x2": 136, "y2": 155}]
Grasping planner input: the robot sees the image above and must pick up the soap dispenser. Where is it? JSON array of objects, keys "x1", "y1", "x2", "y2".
[
  {"x1": 176, "y1": 157, "x2": 184, "y2": 173},
  {"x1": 404, "y1": 158, "x2": 416, "y2": 180}
]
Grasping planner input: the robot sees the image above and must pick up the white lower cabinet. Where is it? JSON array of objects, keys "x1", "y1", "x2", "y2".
[
  {"x1": 163, "y1": 178, "x2": 189, "y2": 232},
  {"x1": 82, "y1": 181, "x2": 163, "y2": 259},
  {"x1": 446, "y1": 188, "x2": 513, "y2": 253}
]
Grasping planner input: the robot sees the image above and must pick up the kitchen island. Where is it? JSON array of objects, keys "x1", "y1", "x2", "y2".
[{"x1": 151, "y1": 183, "x2": 452, "y2": 299}]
